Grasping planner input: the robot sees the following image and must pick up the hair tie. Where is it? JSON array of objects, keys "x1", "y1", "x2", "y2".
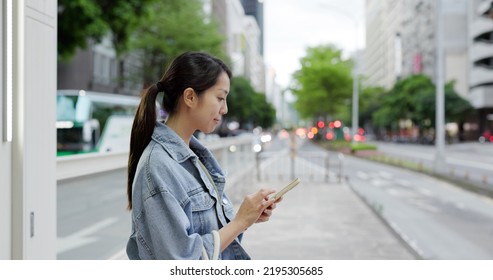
[{"x1": 156, "y1": 81, "x2": 165, "y2": 92}]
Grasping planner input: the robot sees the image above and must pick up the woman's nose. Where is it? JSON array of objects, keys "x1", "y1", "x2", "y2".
[{"x1": 221, "y1": 101, "x2": 228, "y2": 115}]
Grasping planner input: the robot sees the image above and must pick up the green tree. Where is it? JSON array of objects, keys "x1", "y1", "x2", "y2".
[
  {"x1": 228, "y1": 77, "x2": 276, "y2": 129},
  {"x1": 251, "y1": 93, "x2": 276, "y2": 128},
  {"x1": 58, "y1": 0, "x2": 156, "y2": 61},
  {"x1": 371, "y1": 74, "x2": 473, "y2": 137},
  {"x1": 372, "y1": 74, "x2": 434, "y2": 129},
  {"x1": 359, "y1": 85, "x2": 386, "y2": 128},
  {"x1": 414, "y1": 80, "x2": 474, "y2": 130},
  {"x1": 58, "y1": 0, "x2": 108, "y2": 60},
  {"x1": 97, "y1": 0, "x2": 157, "y2": 90},
  {"x1": 228, "y1": 77, "x2": 254, "y2": 126},
  {"x1": 97, "y1": 0, "x2": 155, "y2": 56},
  {"x1": 131, "y1": 0, "x2": 227, "y2": 86},
  {"x1": 291, "y1": 45, "x2": 353, "y2": 121}
]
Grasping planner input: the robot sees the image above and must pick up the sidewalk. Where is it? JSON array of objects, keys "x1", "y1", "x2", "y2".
[{"x1": 239, "y1": 150, "x2": 417, "y2": 260}]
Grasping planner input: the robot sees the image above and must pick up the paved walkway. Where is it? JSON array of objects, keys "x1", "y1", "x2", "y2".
[{"x1": 241, "y1": 180, "x2": 416, "y2": 260}]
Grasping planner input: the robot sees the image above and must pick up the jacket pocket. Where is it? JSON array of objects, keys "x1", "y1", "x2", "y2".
[{"x1": 189, "y1": 188, "x2": 217, "y2": 235}]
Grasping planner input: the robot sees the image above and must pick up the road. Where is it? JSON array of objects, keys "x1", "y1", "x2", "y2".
[
  {"x1": 57, "y1": 169, "x2": 130, "y2": 260},
  {"x1": 369, "y1": 141, "x2": 493, "y2": 193},
  {"x1": 342, "y1": 142, "x2": 493, "y2": 259}
]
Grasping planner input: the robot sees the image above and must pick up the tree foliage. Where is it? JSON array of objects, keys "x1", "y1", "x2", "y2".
[
  {"x1": 228, "y1": 77, "x2": 276, "y2": 129},
  {"x1": 359, "y1": 85, "x2": 387, "y2": 127},
  {"x1": 97, "y1": 0, "x2": 156, "y2": 57},
  {"x1": 58, "y1": 0, "x2": 108, "y2": 60},
  {"x1": 291, "y1": 45, "x2": 353, "y2": 120},
  {"x1": 369, "y1": 74, "x2": 473, "y2": 132},
  {"x1": 58, "y1": 0, "x2": 156, "y2": 61},
  {"x1": 131, "y1": 0, "x2": 227, "y2": 86}
]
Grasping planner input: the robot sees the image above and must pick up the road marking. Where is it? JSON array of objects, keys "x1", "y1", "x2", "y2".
[
  {"x1": 395, "y1": 179, "x2": 411, "y2": 187},
  {"x1": 454, "y1": 202, "x2": 466, "y2": 210},
  {"x1": 57, "y1": 217, "x2": 118, "y2": 254},
  {"x1": 409, "y1": 199, "x2": 440, "y2": 213},
  {"x1": 357, "y1": 171, "x2": 369, "y2": 180},
  {"x1": 417, "y1": 187, "x2": 434, "y2": 197},
  {"x1": 378, "y1": 171, "x2": 393, "y2": 180},
  {"x1": 371, "y1": 179, "x2": 390, "y2": 187},
  {"x1": 386, "y1": 188, "x2": 414, "y2": 198}
]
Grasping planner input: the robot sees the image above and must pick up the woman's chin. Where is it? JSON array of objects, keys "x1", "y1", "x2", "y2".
[{"x1": 203, "y1": 126, "x2": 216, "y2": 135}]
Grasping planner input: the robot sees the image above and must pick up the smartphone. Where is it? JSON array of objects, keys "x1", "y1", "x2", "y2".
[{"x1": 271, "y1": 178, "x2": 301, "y2": 200}]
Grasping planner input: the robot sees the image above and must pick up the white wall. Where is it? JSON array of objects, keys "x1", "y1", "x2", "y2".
[
  {"x1": 1, "y1": 0, "x2": 57, "y2": 259},
  {"x1": 1, "y1": 0, "x2": 13, "y2": 260}
]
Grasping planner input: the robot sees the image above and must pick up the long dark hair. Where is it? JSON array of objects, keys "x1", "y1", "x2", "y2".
[{"x1": 127, "y1": 51, "x2": 232, "y2": 209}]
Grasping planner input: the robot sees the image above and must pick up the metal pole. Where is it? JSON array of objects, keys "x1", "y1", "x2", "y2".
[
  {"x1": 351, "y1": 46, "x2": 359, "y2": 144},
  {"x1": 256, "y1": 151, "x2": 261, "y2": 181},
  {"x1": 290, "y1": 131, "x2": 296, "y2": 180},
  {"x1": 338, "y1": 153, "x2": 344, "y2": 183},
  {"x1": 434, "y1": 0, "x2": 446, "y2": 173},
  {"x1": 325, "y1": 154, "x2": 329, "y2": 183},
  {"x1": 351, "y1": 14, "x2": 359, "y2": 144}
]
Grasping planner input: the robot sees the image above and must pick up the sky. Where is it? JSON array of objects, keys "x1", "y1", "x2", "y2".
[{"x1": 263, "y1": 0, "x2": 365, "y2": 88}]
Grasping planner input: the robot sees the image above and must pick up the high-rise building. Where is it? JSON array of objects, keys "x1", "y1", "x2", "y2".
[
  {"x1": 364, "y1": 0, "x2": 404, "y2": 89},
  {"x1": 400, "y1": 0, "x2": 436, "y2": 80},
  {"x1": 364, "y1": 0, "x2": 475, "y2": 137},
  {"x1": 211, "y1": 0, "x2": 266, "y2": 92},
  {"x1": 469, "y1": 0, "x2": 493, "y2": 134},
  {"x1": 241, "y1": 0, "x2": 264, "y2": 55},
  {"x1": 365, "y1": 0, "x2": 468, "y2": 94}
]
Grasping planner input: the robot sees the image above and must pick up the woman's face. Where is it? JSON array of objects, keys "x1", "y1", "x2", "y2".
[{"x1": 194, "y1": 71, "x2": 230, "y2": 134}]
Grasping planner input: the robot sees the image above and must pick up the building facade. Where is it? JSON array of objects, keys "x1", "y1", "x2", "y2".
[
  {"x1": 364, "y1": 0, "x2": 404, "y2": 89},
  {"x1": 211, "y1": 0, "x2": 266, "y2": 93},
  {"x1": 57, "y1": 36, "x2": 141, "y2": 95},
  {"x1": 241, "y1": 0, "x2": 264, "y2": 55},
  {"x1": 470, "y1": 0, "x2": 493, "y2": 134},
  {"x1": 365, "y1": 0, "x2": 468, "y2": 95},
  {"x1": 364, "y1": 0, "x2": 477, "y2": 138}
]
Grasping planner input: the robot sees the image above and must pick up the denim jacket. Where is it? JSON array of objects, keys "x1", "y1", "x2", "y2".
[{"x1": 126, "y1": 121, "x2": 250, "y2": 260}]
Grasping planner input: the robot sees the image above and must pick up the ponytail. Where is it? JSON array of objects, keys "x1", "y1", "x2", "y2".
[{"x1": 127, "y1": 83, "x2": 160, "y2": 210}]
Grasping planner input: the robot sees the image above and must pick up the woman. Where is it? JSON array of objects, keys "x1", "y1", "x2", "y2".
[{"x1": 126, "y1": 51, "x2": 279, "y2": 260}]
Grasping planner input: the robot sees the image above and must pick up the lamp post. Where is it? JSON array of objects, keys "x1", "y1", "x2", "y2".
[
  {"x1": 434, "y1": 0, "x2": 446, "y2": 172},
  {"x1": 318, "y1": 3, "x2": 360, "y2": 143}
]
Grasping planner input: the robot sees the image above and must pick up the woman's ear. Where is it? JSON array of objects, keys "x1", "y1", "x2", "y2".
[{"x1": 183, "y1": 87, "x2": 197, "y2": 108}]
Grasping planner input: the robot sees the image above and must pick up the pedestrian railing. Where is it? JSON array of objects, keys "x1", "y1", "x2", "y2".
[{"x1": 255, "y1": 150, "x2": 344, "y2": 183}]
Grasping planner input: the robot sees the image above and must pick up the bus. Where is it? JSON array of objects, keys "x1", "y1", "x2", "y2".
[{"x1": 56, "y1": 90, "x2": 140, "y2": 156}]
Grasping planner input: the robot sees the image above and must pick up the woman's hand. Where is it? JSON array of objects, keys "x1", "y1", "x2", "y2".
[
  {"x1": 256, "y1": 196, "x2": 283, "y2": 223},
  {"x1": 233, "y1": 189, "x2": 276, "y2": 231},
  {"x1": 219, "y1": 189, "x2": 282, "y2": 252}
]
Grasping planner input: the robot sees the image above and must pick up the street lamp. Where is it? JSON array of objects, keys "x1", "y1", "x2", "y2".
[
  {"x1": 434, "y1": 0, "x2": 446, "y2": 172},
  {"x1": 318, "y1": 3, "x2": 360, "y2": 143}
]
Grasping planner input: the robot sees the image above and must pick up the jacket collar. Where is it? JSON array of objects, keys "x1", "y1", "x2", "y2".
[
  {"x1": 152, "y1": 121, "x2": 193, "y2": 163},
  {"x1": 151, "y1": 121, "x2": 225, "y2": 179}
]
